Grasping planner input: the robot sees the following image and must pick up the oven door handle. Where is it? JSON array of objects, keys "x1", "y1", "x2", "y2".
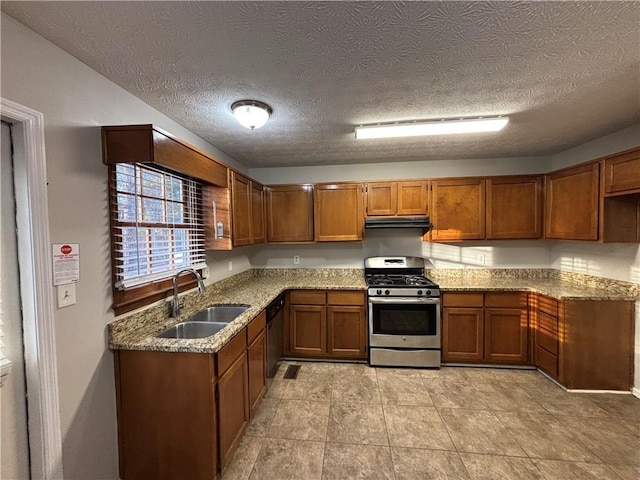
[{"x1": 368, "y1": 297, "x2": 440, "y2": 305}]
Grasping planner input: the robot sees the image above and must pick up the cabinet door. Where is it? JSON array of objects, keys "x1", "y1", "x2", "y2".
[
  {"x1": 203, "y1": 184, "x2": 232, "y2": 250},
  {"x1": 603, "y1": 147, "x2": 640, "y2": 196},
  {"x1": 288, "y1": 305, "x2": 327, "y2": 356},
  {"x1": 366, "y1": 182, "x2": 397, "y2": 216},
  {"x1": 431, "y1": 179, "x2": 485, "y2": 241},
  {"x1": 327, "y1": 306, "x2": 366, "y2": 358},
  {"x1": 231, "y1": 173, "x2": 252, "y2": 246},
  {"x1": 545, "y1": 163, "x2": 599, "y2": 240},
  {"x1": 397, "y1": 181, "x2": 428, "y2": 215},
  {"x1": 314, "y1": 183, "x2": 364, "y2": 241},
  {"x1": 442, "y1": 308, "x2": 484, "y2": 362},
  {"x1": 484, "y1": 308, "x2": 528, "y2": 364},
  {"x1": 486, "y1": 176, "x2": 542, "y2": 239},
  {"x1": 217, "y1": 353, "x2": 249, "y2": 471},
  {"x1": 251, "y1": 181, "x2": 266, "y2": 244},
  {"x1": 247, "y1": 329, "x2": 267, "y2": 417},
  {"x1": 266, "y1": 185, "x2": 314, "y2": 242}
]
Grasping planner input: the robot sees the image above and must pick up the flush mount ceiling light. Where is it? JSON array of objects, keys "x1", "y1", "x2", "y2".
[
  {"x1": 231, "y1": 100, "x2": 272, "y2": 130},
  {"x1": 355, "y1": 116, "x2": 509, "y2": 139}
]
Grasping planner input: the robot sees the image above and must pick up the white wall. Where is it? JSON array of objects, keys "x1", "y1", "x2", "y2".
[
  {"x1": 0, "y1": 13, "x2": 251, "y2": 479},
  {"x1": 250, "y1": 156, "x2": 550, "y2": 185}
]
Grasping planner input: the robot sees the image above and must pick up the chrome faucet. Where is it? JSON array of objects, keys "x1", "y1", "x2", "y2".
[{"x1": 171, "y1": 268, "x2": 206, "y2": 317}]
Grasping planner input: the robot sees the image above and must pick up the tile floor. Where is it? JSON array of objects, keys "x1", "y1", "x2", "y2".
[{"x1": 222, "y1": 361, "x2": 640, "y2": 480}]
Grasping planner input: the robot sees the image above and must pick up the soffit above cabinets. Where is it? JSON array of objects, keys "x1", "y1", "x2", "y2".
[{"x1": 2, "y1": 1, "x2": 639, "y2": 168}]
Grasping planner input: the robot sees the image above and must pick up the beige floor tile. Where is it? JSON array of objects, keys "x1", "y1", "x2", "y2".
[
  {"x1": 586, "y1": 393, "x2": 640, "y2": 419},
  {"x1": 392, "y1": 447, "x2": 470, "y2": 480},
  {"x1": 376, "y1": 367, "x2": 422, "y2": 381},
  {"x1": 249, "y1": 438, "x2": 324, "y2": 480},
  {"x1": 496, "y1": 411, "x2": 599, "y2": 463},
  {"x1": 378, "y1": 376, "x2": 434, "y2": 406},
  {"x1": 272, "y1": 361, "x2": 293, "y2": 380},
  {"x1": 419, "y1": 366, "x2": 471, "y2": 384},
  {"x1": 537, "y1": 392, "x2": 610, "y2": 417},
  {"x1": 439, "y1": 408, "x2": 527, "y2": 457},
  {"x1": 264, "y1": 378, "x2": 286, "y2": 399},
  {"x1": 333, "y1": 362, "x2": 377, "y2": 377},
  {"x1": 322, "y1": 443, "x2": 395, "y2": 480},
  {"x1": 533, "y1": 459, "x2": 623, "y2": 480},
  {"x1": 558, "y1": 415, "x2": 640, "y2": 466},
  {"x1": 459, "y1": 367, "x2": 508, "y2": 383},
  {"x1": 460, "y1": 453, "x2": 545, "y2": 480},
  {"x1": 384, "y1": 405, "x2": 455, "y2": 450},
  {"x1": 267, "y1": 399, "x2": 330, "y2": 441},
  {"x1": 221, "y1": 436, "x2": 264, "y2": 480},
  {"x1": 491, "y1": 368, "x2": 549, "y2": 385},
  {"x1": 282, "y1": 376, "x2": 332, "y2": 401},
  {"x1": 610, "y1": 464, "x2": 640, "y2": 480},
  {"x1": 245, "y1": 397, "x2": 280, "y2": 437},
  {"x1": 296, "y1": 361, "x2": 336, "y2": 376},
  {"x1": 327, "y1": 402, "x2": 388, "y2": 445},
  {"x1": 474, "y1": 382, "x2": 547, "y2": 413},
  {"x1": 332, "y1": 373, "x2": 381, "y2": 404},
  {"x1": 424, "y1": 379, "x2": 489, "y2": 409}
]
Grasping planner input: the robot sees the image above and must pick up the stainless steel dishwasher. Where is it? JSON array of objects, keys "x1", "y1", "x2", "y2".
[{"x1": 266, "y1": 293, "x2": 285, "y2": 382}]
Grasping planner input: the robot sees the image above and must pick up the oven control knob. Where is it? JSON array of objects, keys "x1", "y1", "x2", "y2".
[
  {"x1": 426, "y1": 290, "x2": 431, "y2": 296},
  {"x1": 376, "y1": 289, "x2": 382, "y2": 295},
  {"x1": 384, "y1": 290, "x2": 390, "y2": 295},
  {"x1": 418, "y1": 290, "x2": 423, "y2": 296}
]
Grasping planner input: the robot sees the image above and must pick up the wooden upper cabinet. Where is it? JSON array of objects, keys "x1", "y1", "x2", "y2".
[
  {"x1": 232, "y1": 173, "x2": 252, "y2": 246},
  {"x1": 102, "y1": 125, "x2": 228, "y2": 187},
  {"x1": 486, "y1": 176, "x2": 543, "y2": 239},
  {"x1": 366, "y1": 182, "x2": 397, "y2": 216},
  {"x1": 314, "y1": 183, "x2": 364, "y2": 241},
  {"x1": 266, "y1": 185, "x2": 314, "y2": 242},
  {"x1": 430, "y1": 178, "x2": 486, "y2": 241},
  {"x1": 397, "y1": 181, "x2": 428, "y2": 215},
  {"x1": 545, "y1": 163, "x2": 600, "y2": 240},
  {"x1": 203, "y1": 183, "x2": 232, "y2": 251},
  {"x1": 366, "y1": 180, "x2": 427, "y2": 216},
  {"x1": 603, "y1": 147, "x2": 640, "y2": 196},
  {"x1": 250, "y1": 181, "x2": 266, "y2": 244}
]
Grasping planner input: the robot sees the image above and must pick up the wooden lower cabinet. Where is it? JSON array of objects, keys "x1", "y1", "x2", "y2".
[
  {"x1": 286, "y1": 290, "x2": 367, "y2": 360},
  {"x1": 247, "y1": 329, "x2": 267, "y2": 417},
  {"x1": 442, "y1": 292, "x2": 529, "y2": 365},
  {"x1": 114, "y1": 350, "x2": 217, "y2": 480},
  {"x1": 217, "y1": 332, "x2": 250, "y2": 472}
]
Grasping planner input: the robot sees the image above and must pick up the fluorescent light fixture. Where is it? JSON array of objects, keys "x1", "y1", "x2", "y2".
[
  {"x1": 355, "y1": 116, "x2": 509, "y2": 139},
  {"x1": 231, "y1": 100, "x2": 272, "y2": 130}
]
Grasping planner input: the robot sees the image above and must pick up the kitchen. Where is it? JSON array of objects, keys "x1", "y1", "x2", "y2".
[{"x1": 1, "y1": 2, "x2": 639, "y2": 480}]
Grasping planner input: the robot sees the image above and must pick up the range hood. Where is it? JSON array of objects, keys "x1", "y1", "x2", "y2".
[{"x1": 364, "y1": 216, "x2": 433, "y2": 231}]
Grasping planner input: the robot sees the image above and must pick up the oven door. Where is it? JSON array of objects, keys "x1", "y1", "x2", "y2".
[{"x1": 368, "y1": 297, "x2": 440, "y2": 349}]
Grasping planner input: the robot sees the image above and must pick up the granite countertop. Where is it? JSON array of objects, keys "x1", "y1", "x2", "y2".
[{"x1": 108, "y1": 268, "x2": 638, "y2": 355}]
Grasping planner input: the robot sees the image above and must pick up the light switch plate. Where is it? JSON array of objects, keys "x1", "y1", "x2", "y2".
[{"x1": 57, "y1": 283, "x2": 77, "y2": 308}]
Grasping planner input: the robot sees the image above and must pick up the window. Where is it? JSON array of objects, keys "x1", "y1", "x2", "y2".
[{"x1": 109, "y1": 163, "x2": 205, "y2": 314}]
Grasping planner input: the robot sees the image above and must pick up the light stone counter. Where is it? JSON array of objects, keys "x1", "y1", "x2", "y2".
[{"x1": 108, "y1": 268, "x2": 638, "y2": 355}]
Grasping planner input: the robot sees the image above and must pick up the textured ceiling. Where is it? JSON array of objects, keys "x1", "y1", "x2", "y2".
[{"x1": 2, "y1": 1, "x2": 639, "y2": 168}]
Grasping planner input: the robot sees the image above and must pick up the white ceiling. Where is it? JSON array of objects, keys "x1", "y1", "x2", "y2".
[{"x1": 2, "y1": 1, "x2": 639, "y2": 168}]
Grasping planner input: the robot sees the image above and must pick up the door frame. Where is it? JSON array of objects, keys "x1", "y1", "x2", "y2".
[{"x1": 1, "y1": 98, "x2": 64, "y2": 479}]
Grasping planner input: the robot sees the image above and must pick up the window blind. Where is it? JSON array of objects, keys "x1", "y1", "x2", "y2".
[{"x1": 110, "y1": 163, "x2": 205, "y2": 290}]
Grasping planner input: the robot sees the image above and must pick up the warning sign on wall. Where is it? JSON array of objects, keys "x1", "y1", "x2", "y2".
[{"x1": 52, "y1": 243, "x2": 80, "y2": 286}]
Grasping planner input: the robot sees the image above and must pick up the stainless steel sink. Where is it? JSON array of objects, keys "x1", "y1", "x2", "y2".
[
  {"x1": 157, "y1": 321, "x2": 228, "y2": 339},
  {"x1": 185, "y1": 305, "x2": 249, "y2": 324}
]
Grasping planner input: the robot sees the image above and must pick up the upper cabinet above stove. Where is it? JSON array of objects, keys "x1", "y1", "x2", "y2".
[{"x1": 365, "y1": 180, "x2": 428, "y2": 217}]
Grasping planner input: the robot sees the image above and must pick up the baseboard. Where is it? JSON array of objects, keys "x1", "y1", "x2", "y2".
[{"x1": 633, "y1": 387, "x2": 640, "y2": 399}]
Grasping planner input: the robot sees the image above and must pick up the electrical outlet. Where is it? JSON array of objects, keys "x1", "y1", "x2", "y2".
[
  {"x1": 228, "y1": 261, "x2": 233, "y2": 271},
  {"x1": 202, "y1": 266, "x2": 210, "y2": 279},
  {"x1": 477, "y1": 254, "x2": 486, "y2": 265},
  {"x1": 57, "y1": 283, "x2": 77, "y2": 308},
  {"x1": 293, "y1": 255, "x2": 300, "y2": 265}
]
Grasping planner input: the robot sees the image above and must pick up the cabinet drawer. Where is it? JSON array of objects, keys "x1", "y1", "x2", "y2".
[
  {"x1": 327, "y1": 290, "x2": 365, "y2": 306},
  {"x1": 537, "y1": 311, "x2": 558, "y2": 335},
  {"x1": 289, "y1": 290, "x2": 326, "y2": 305},
  {"x1": 442, "y1": 292, "x2": 484, "y2": 307},
  {"x1": 536, "y1": 327, "x2": 558, "y2": 356},
  {"x1": 485, "y1": 292, "x2": 528, "y2": 308},
  {"x1": 217, "y1": 329, "x2": 247, "y2": 377},
  {"x1": 537, "y1": 296, "x2": 558, "y2": 317},
  {"x1": 247, "y1": 310, "x2": 266, "y2": 345},
  {"x1": 536, "y1": 345, "x2": 558, "y2": 378}
]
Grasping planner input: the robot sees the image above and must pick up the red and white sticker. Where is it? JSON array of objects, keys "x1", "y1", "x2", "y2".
[{"x1": 52, "y1": 243, "x2": 80, "y2": 286}]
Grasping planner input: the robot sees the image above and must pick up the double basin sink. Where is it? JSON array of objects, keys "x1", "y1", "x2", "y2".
[{"x1": 157, "y1": 305, "x2": 249, "y2": 339}]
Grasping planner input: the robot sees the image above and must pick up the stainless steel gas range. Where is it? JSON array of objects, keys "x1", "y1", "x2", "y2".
[{"x1": 365, "y1": 256, "x2": 441, "y2": 368}]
